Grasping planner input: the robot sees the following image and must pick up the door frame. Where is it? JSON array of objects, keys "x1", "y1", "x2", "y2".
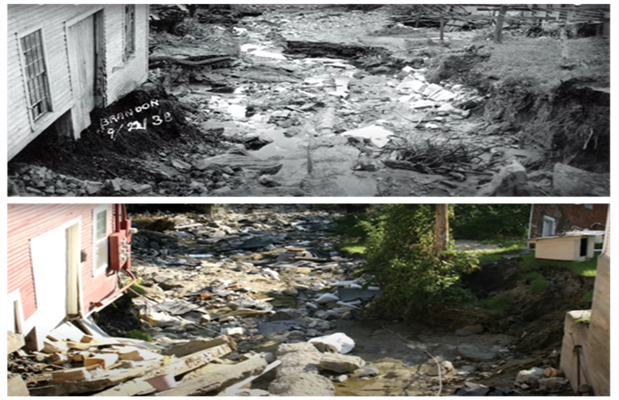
[{"x1": 29, "y1": 217, "x2": 82, "y2": 349}]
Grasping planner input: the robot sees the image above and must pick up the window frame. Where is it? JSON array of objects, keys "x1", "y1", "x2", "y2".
[
  {"x1": 92, "y1": 205, "x2": 110, "y2": 276},
  {"x1": 542, "y1": 215, "x2": 557, "y2": 237},
  {"x1": 123, "y1": 4, "x2": 136, "y2": 62},
  {"x1": 18, "y1": 28, "x2": 53, "y2": 124}
]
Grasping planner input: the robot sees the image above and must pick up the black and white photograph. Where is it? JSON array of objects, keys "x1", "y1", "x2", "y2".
[{"x1": 5, "y1": 4, "x2": 611, "y2": 197}]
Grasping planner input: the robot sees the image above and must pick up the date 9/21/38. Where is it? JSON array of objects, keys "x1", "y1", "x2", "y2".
[{"x1": 104, "y1": 112, "x2": 173, "y2": 140}]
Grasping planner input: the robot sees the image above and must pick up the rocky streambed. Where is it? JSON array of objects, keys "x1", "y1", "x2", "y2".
[{"x1": 90, "y1": 204, "x2": 572, "y2": 395}]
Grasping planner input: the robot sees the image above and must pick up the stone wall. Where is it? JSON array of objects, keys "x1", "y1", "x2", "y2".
[{"x1": 559, "y1": 237, "x2": 610, "y2": 395}]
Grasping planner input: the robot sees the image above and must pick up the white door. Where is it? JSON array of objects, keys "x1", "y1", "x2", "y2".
[
  {"x1": 30, "y1": 226, "x2": 69, "y2": 347},
  {"x1": 67, "y1": 14, "x2": 96, "y2": 137}
]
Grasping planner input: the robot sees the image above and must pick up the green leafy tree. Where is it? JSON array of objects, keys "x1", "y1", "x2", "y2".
[
  {"x1": 451, "y1": 204, "x2": 530, "y2": 241},
  {"x1": 361, "y1": 205, "x2": 478, "y2": 320}
]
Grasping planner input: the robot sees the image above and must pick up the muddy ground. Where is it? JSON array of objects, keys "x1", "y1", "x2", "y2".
[
  {"x1": 17, "y1": 204, "x2": 587, "y2": 396},
  {"x1": 8, "y1": 5, "x2": 610, "y2": 197}
]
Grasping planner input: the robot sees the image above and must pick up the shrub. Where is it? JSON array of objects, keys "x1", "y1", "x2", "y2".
[
  {"x1": 530, "y1": 277, "x2": 549, "y2": 295},
  {"x1": 360, "y1": 205, "x2": 479, "y2": 320},
  {"x1": 479, "y1": 293, "x2": 511, "y2": 315},
  {"x1": 125, "y1": 330, "x2": 152, "y2": 342}
]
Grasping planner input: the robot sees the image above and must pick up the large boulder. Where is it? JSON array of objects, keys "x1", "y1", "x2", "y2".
[
  {"x1": 552, "y1": 163, "x2": 609, "y2": 196},
  {"x1": 318, "y1": 353, "x2": 366, "y2": 374},
  {"x1": 477, "y1": 161, "x2": 531, "y2": 196},
  {"x1": 268, "y1": 373, "x2": 335, "y2": 396}
]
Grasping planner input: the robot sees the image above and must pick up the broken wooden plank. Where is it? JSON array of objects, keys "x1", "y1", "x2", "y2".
[
  {"x1": 162, "y1": 335, "x2": 236, "y2": 358},
  {"x1": 29, "y1": 366, "x2": 153, "y2": 396},
  {"x1": 155, "y1": 356, "x2": 267, "y2": 396},
  {"x1": 193, "y1": 154, "x2": 282, "y2": 175},
  {"x1": 52, "y1": 367, "x2": 92, "y2": 384},
  {"x1": 94, "y1": 336, "x2": 235, "y2": 397},
  {"x1": 84, "y1": 354, "x2": 119, "y2": 369},
  {"x1": 8, "y1": 331, "x2": 25, "y2": 354}
]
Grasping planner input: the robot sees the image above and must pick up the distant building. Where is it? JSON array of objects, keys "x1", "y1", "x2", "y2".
[
  {"x1": 528, "y1": 204, "x2": 608, "y2": 240},
  {"x1": 7, "y1": 5, "x2": 149, "y2": 160}
]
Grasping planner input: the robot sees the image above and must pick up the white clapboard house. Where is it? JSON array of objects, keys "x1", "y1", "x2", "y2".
[{"x1": 8, "y1": 5, "x2": 149, "y2": 160}]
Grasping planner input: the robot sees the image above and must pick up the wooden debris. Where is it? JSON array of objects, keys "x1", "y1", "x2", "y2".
[
  {"x1": 155, "y1": 356, "x2": 268, "y2": 396},
  {"x1": 47, "y1": 353, "x2": 70, "y2": 366},
  {"x1": 94, "y1": 336, "x2": 235, "y2": 397},
  {"x1": 8, "y1": 331, "x2": 25, "y2": 354},
  {"x1": 52, "y1": 367, "x2": 92, "y2": 384},
  {"x1": 42, "y1": 339, "x2": 68, "y2": 354},
  {"x1": 81, "y1": 335, "x2": 97, "y2": 343},
  {"x1": 84, "y1": 354, "x2": 119, "y2": 369},
  {"x1": 118, "y1": 348, "x2": 163, "y2": 362}
]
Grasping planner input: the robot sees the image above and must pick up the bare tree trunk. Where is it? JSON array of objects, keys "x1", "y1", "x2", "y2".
[
  {"x1": 560, "y1": 21, "x2": 569, "y2": 65},
  {"x1": 494, "y1": 5, "x2": 508, "y2": 43},
  {"x1": 439, "y1": 15, "x2": 445, "y2": 43},
  {"x1": 434, "y1": 204, "x2": 449, "y2": 253}
]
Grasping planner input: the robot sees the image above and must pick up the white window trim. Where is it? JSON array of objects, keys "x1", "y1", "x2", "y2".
[
  {"x1": 92, "y1": 205, "x2": 110, "y2": 276},
  {"x1": 542, "y1": 215, "x2": 557, "y2": 237}
]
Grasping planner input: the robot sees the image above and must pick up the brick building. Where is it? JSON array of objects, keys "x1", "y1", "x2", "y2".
[
  {"x1": 528, "y1": 204, "x2": 608, "y2": 240},
  {"x1": 7, "y1": 204, "x2": 135, "y2": 350},
  {"x1": 8, "y1": 5, "x2": 149, "y2": 160}
]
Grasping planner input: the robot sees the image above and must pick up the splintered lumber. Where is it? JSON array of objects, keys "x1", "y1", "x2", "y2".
[
  {"x1": 52, "y1": 367, "x2": 92, "y2": 384},
  {"x1": 8, "y1": 331, "x2": 25, "y2": 354},
  {"x1": 118, "y1": 348, "x2": 163, "y2": 362},
  {"x1": 155, "y1": 356, "x2": 268, "y2": 396},
  {"x1": 29, "y1": 364, "x2": 156, "y2": 396},
  {"x1": 84, "y1": 354, "x2": 119, "y2": 369},
  {"x1": 94, "y1": 336, "x2": 235, "y2": 397},
  {"x1": 81, "y1": 335, "x2": 97, "y2": 343},
  {"x1": 42, "y1": 339, "x2": 68, "y2": 354},
  {"x1": 163, "y1": 336, "x2": 235, "y2": 358},
  {"x1": 149, "y1": 55, "x2": 233, "y2": 67}
]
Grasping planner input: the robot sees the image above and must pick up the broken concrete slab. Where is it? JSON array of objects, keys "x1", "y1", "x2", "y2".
[
  {"x1": 552, "y1": 163, "x2": 610, "y2": 196},
  {"x1": 319, "y1": 353, "x2": 366, "y2": 373}
]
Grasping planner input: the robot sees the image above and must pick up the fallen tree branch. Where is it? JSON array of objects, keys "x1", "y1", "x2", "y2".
[{"x1": 149, "y1": 55, "x2": 233, "y2": 67}]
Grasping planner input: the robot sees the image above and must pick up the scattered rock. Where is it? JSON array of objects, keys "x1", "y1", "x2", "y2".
[
  {"x1": 318, "y1": 353, "x2": 365, "y2": 374},
  {"x1": 268, "y1": 373, "x2": 335, "y2": 396},
  {"x1": 352, "y1": 364, "x2": 379, "y2": 378},
  {"x1": 552, "y1": 163, "x2": 610, "y2": 196},
  {"x1": 457, "y1": 345, "x2": 497, "y2": 362},
  {"x1": 538, "y1": 377, "x2": 570, "y2": 393},
  {"x1": 515, "y1": 367, "x2": 545, "y2": 388},
  {"x1": 477, "y1": 161, "x2": 531, "y2": 196}
]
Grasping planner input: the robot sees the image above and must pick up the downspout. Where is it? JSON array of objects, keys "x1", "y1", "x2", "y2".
[
  {"x1": 88, "y1": 204, "x2": 136, "y2": 314},
  {"x1": 527, "y1": 204, "x2": 535, "y2": 248}
]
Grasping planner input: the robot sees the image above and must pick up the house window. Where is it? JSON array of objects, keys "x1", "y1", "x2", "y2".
[
  {"x1": 542, "y1": 216, "x2": 556, "y2": 237},
  {"x1": 93, "y1": 206, "x2": 109, "y2": 273},
  {"x1": 583, "y1": 204, "x2": 593, "y2": 210},
  {"x1": 21, "y1": 30, "x2": 51, "y2": 121},
  {"x1": 124, "y1": 5, "x2": 136, "y2": 61}
]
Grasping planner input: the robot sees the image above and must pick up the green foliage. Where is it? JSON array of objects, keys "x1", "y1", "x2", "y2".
[
  {"x1": 582, "y1": 291, "x2": 593, "y2": 303},
  {"x1": 125, "y1": 330, "x2": 152, "y2": 342},
  {"x1": 476, "y1": 241, "x2": 526, "y2": 263},
  {"x1": 479, "y1": 293, "x2": 511, "y2": 315},
  {"x1": 361, "y1": 205, "x2": 479, "y2": 320},
  {"x1": 530, "y1": 277, "x2": 549, "y2": 295},
  {"x1": 519, "y1": 253, "x2": 598, "y2": 277},
  {"x1": 451, "y1": 204, "x2": 530, "y2": 241}
]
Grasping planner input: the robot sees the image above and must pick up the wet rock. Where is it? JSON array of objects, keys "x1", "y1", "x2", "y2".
[
  {"x1": 427, "y1": 360, "x2": 454, "y2": 376},
  {"x1": 515, "y1": 367, "x2": 544, "y2": 388},
  {"x1": 275, "y1": 342, "x2": 322, "y2": 376},
  {"x1": 319, "y1": 353, "x2": 365, "y2": 373},
  {"x1": 286, "y1": 330, "x2": 307, "y2": 343},
  {"x1": 452, "y1": 382, "x2": 522, "y2": 396},
  {"x1": 538, "y1": 377, "x2": 570, "y2": 393},
  {"x1": 477, "y1": 161, "x2": 531, "y2": 196},
  {"x1": 456, "y1": 324, "x2": 484, "y2": 336},
  {"x1": 552, "y1": 163, "x2": 610, "y2": 196},
  {"x1": 457, "y1": 344, "x2": 497, "y2": 362},
  {"x1": 269, "y1": 373, "x2": 335, "y2": 396},
  {"x1": 353, "y1": 363, "x2": 379, "y2": 378}
]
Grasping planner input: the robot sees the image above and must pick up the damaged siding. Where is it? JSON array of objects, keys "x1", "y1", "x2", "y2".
[
  {"x1": 7, "y1": 204, "x2": 118, "y2": 325},
  {"x1": 7, "y1": 5, "x2": 149, "y2": 160}
]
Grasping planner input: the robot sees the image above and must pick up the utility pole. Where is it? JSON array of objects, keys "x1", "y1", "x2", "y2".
[
  {"x1": 434, "y1": 204, "x2": 449, "y2": 253},
  {"x1": 494, "y1": 5, "x2": 508, "y2": 43}
]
